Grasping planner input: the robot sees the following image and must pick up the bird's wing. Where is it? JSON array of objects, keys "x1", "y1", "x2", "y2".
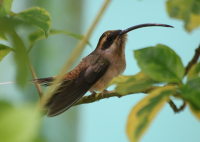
[
  {"x1": 34, "y1": 60, "x2": 88, "y2": 86},
  {"x1": 46, "y1": 55, "x2": 109, "y2": 117}
]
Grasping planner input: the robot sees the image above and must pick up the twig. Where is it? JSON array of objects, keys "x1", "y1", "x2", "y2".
[
  {"x1": 168, "y1": 99, "x2": 186, "y2": 113},
  {"x1": 74, "y1": 86, "x2": 158, "y2": 106},
  {"x1": 41, "y1": 0, "x2": 111, "y2": 107},
  {"x1": 27, "y1": 44, "x2": 34, "y2": 53},
  {"x1": 27, "y1": 56, "x2": 44, "y2": 100},
  {"x1": 185, "y1": 44, "x2": 200, "y2": 75}
]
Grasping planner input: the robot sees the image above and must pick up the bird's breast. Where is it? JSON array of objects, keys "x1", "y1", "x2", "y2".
[{"x1": 89, "y1": 56, "x2": 126, "y2": 92}]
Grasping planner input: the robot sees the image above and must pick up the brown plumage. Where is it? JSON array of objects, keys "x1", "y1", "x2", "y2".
[{"x1": 35, "y1": 23, "x2": 173, "y2": 117}]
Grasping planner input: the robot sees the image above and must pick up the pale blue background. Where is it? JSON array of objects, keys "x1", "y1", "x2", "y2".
[{"x1": 0, "y1": 0, "x2": 200, "y2": 142}]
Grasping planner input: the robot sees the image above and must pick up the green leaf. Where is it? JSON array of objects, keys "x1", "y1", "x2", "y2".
[
  {"x1": 127, "y1": 85, "x2": 176, "y2": 142},
  {"x1": 17, "y1": 7, "x2": 51, "y2": 38},
  {"x1": 111, "y1": 72, "x2": 158, "y2": 95},
  {"x1": 188, "y1": 103, "x2": 200, "y2": 121},
  {"x1": 0, "y1": 101, "x2": 40, "y2": 142},
  {"x1": 0, "y1": 0, "x2": 14, "y2": 17},
  {"x1": 28, "y1": 29, "x2": 91, "y2": 51},
  {"x1": 0, "y1": 44, "x2": 12, "y2": 62},
  {"x1": 180, "y1": 77, "x2": 200, "y2": 109},
  {"x1": 166, "y1": 0, "x2": 200, "y2": 32},
  {"x1": 134, "y1": 44, "x2": 184, "y2": 83}
]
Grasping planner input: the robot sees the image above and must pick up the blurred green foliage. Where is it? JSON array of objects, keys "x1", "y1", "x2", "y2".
[
  {"x1": 0, "y1": 44, "x2": 12, "y2": 61},
  {"x1": 0, "y1": 101, "x2": 40, "y2": 142},
  {"x1": 166, "y1": 0, "x2": 200, "y2": 32}
]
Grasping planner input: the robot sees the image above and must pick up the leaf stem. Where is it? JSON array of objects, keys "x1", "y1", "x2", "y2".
[
  {"x1": 27, "y1": 44, "x2": 34, "y2": 53},
  {"x1": 41, "y1": 0, "x2": 111, "y2": 107}
]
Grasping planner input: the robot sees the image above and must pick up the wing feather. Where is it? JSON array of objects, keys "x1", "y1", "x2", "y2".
[{"x1": 46, "y1": 55, "x2": 109, "y2": 117}]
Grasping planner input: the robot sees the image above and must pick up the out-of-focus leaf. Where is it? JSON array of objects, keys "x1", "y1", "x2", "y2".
[
  {"x1": 0, "y1": 101, "x2": 13, "y2": 112},
  {"x1": 188, "y1": 103, "x2": 200, "y2": 121},
  {"x1": 17, "y1": 7, "x2": 51, "y2": 38},
  {"x1": 0, "y1": 101, "x2": 40, "y2": 142},
  {"x1": 0, "y1": 0, "x2": 14, "y2": 17},
  {"x1": 0, "y1": 30, "x2": 7, "y2": 40},
  {"x1": 11, "y1": 31, "x2": 28, "y2": 87},
  {"x1": 180, "y1": 77, "x2": 200, "y2": 109},
  {"x1": 33, "y1": 137, "x2": 47, "y2": 142},
  {"x1": 110, "y1": 72, "x2": 158, "y2": 95},
  {"x1": 0, "y1": 44, "x2": 12, "y2": 61},
  {"x1": 134, "y1": 44, "x2": 184, "y2": 84},
  {"x1": 126, "y1": 85, "x2": 176, "y2": 142},
  {"x1": 166, "y1": 0, "x2": 200, "y2": 32},
  {"x1": 28, "y1": 29, "x2": 91, "y2": 51},
  {"x1": 187, "y1": 62, "x2": 200, "y2": 81}
]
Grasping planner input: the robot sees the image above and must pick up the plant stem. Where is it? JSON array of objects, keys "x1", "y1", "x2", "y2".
[
  {"x1": 74, "y1": 86, "x2": 158, "y2": 106},
  {"x1": 41, "y1": 0, "x2": 111, "y2": 107},
  {"x1": 168, "y1": 99, "x2": 186, "y2": 113},
  {"x1": 185, "y1": 44, "x2": 200, "y2": 75},
  {"x1": 27, "y1": 56, "x2": 44, "y2": 99}
]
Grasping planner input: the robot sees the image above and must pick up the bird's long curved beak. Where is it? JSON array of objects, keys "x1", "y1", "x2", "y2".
[{"x1": 119, "y1": 23, "x2": 174, "y2": 35}]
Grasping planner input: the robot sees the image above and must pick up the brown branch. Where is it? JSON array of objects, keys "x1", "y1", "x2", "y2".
[
  {"x1": 27, "y1": 57, "x2": 44, "y2": 100},
  {"x1": 185, "y1": 44, "x2": 200, "y2": 75},
  {"x1": 168, "y1": 99, "x2": 186, "y2": 113},
  {"x1": 74, "y1": 86, "x2": 159, "y2": 106}
]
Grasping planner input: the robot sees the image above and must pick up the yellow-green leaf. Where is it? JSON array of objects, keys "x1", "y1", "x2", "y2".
[
  {"x1": 0, "y1": 44, "x2": 12, "y2": 62},
  {"x1": 187, "y1": 62, "x2": 200, "y2": 81},
  {"x1": 188, "y1": 103, "x2": 200, "y2": 121},
  {"x1": 0, "y1": 101, "x2": 40, "y2": 142},
  {"x1": 126, "y1": 85, "x2": 176, "y2": 142},
  {"x1": 166, "y1": 0, "x2": 200, "y2": 32},
  {"x1": 0, "y1": 0, "x2": 14, "y2": 17},
  {"x1": 111, "y1": 72, "x2": 158, "y2": 95},
  {"x1": 17, "y1": 7, "x2": 51, "y2": 38}
]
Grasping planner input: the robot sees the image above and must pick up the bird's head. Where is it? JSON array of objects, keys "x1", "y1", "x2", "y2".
[{"x1": 95, "y1": 23, "x2": 173, "y2": 57}]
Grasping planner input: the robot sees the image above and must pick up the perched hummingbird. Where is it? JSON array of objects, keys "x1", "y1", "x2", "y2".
[{"x1": 36, "y1": 23, "x2": 173, "y2": 117}]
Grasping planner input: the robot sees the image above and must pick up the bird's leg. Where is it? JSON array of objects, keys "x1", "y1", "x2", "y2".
[
  {"x1": 101, "y1": 89, "x2": 109, "y2": 98},
  {"x1": 89, "y1": 91, "x2": 97, "y2": 98}
]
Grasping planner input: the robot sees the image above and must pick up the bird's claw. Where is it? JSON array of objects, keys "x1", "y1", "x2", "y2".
[
  {"x1": 89, "y1": 91, "x2": 97, "y2": 99},
  {"x1": 101, "y1": 90, "x2": 108, "y2": 98}
]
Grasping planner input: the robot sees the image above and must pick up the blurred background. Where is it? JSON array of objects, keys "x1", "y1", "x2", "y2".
[{"x1": 0, "y1": 0, "x2": 200, "y2": 142}]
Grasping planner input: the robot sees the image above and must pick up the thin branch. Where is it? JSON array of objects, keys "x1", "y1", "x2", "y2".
[
  {"x1": 168, "y1": 99, "x2": 186, "y2": 113},
  {"x1": 41, "y1": 0, "x2": 111, "y2": 107},
  {"x1": 27, "y1": 44, "x2": 34, "y2": 53},
  {"x1": 27, "y1": 56, "x2": 44, "y2": 100},
  {"x1": 74, "y1": 86, "x2": 159, "y2": 106},
  {"x1": 185, "y1": 44, "x2": 200, "y2": 75}
]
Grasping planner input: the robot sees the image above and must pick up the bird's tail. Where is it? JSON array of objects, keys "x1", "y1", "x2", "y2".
[
  {"x1": 34, "y1": 76, "x2": 56, "y2": 87},
  {"x1": 0, "y1": 76, "x2": 57, "y2": 87}
]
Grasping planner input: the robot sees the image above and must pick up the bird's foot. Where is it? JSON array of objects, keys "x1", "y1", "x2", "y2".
[
  {"x1": 101, "y1": 89, "x2": 109, "y2": 98},
  {"x1": 89, "y1": 91, "x2": 97, "y2": 99}
]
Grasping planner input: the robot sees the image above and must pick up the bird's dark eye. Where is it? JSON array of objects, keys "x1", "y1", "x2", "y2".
[{"x1": 107, "y1": 36, "x2": 112, "y2": 41}]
